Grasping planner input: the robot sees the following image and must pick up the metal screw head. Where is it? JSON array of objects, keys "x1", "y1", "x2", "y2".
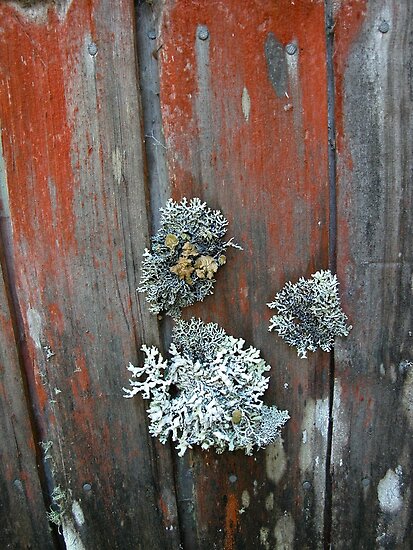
[
  {"x1": 228, "y1": 474, "x2": 237, "y2": 483},
  {"x1": 361, "y1": 477, "x2": 371, "y2": 487},
  {"x1": 88, "y1": 42, "x2": 98, "y2": 56},
  {"x1": 83, "y1": 483, "x2": 92, "y2": 492},
  {"x1": 302, "y1": 481, "x2": 311, "y2": 490},
  {"x1": 285, "y1": 43, "x2": 297, "y2": 55},
  {"x1": 198, "y1": 26, "x2": 209, "y2": 41},
  {"x1": 378, "y1": 21, "x2": 390, "y2": 33},
  {"x1": 147, "y1": 29, "x2": 156, "y2": 40}
]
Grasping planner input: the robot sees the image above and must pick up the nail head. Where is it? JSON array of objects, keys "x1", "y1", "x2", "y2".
[
  {"x1": 362, "y1": 477, "x2": 370, "y2": 487},
  {"x1": 229, "y1": 474, "x2": 237, "y2": 483},
  {"x1": 198, "y1": 27, "x2": 209, "y2": 41},
  {"x1": 302, "y1": 481, "x2": 311, "y2": 490},
  {"x1": 83, "y1": 483, "x2": 92, "y2": 492},
  {"x1": 286, "y1": 43, "x2": 297, "y2": 55},
  {"x1": 378, "y1": 21, "x2": 389, "y2": 33},
  {"x1": 88, "y1": 42, "x2": 98, "y2": 56},
  {"x1": 147, "y1": 29, "x2": 156, "y2": 40}
]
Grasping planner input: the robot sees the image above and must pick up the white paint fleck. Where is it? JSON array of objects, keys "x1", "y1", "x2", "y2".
[
  {"x1": 402, "y1": 366, "x2": 413, "y2": 430},
  {"x1": 112, "y1": 148, "x2": 123, "y2": 185},
  {"x1": 241, "y1": 86, "x2": 251, "y2": 122},
  {"x1": 260, "y1": 526, "x2": 270, "y2": 549},
  {"x1": 274, "y1": 512, "x2": 295, "y2": 549},
  {"x1": 299, "y1": 398, "x2": 315, "y2": 474},
  {"x1": 389, "y1": 364, "x2": 397, "y2": 384},
  {"x1": 377, "y1": 467, "x2": 403, "y2": 514},
  {"x1": 284, "y1": 383, "x2": 289, "y2": 389},
  {"x1": 265, "y1": 492, "x2": 274, "y2": 511},
  {"x1": 331, "y1": 379, "x2": 350, "y2": 467},
  {"x1": 72, "y1": 500, "x2": 85, "y2": 527},
  {"x1": 27, "y1": 308, "x2": 42, "y2": 349},
  {"x1": 379, "y1": 363, "x2": 386, "y2": 376},
  {"x1": 302, "y1": 430, "x2": 307, "y2": 444},
  {"x1": 241, "y1": 490, "x2": 250, "y2": 509},
  {"x1": 265, "y1": 438, "x2": 287, "y2": 484},
  {"x1": 62, "y1": 519, "x2": 86, "y2": 550},
  {"x1": 315, "y1": 396, "x2": 329, "y2": 441}
]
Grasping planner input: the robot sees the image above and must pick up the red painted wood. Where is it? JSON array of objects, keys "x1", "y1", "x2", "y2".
[
  {"x1": 333, "y1": 0, "x2": 413, "y2": 547},
  {"x1": 0, "y1": 1, "x2": 180, "y2": 547},
  {"x1": 157, "y1": 1, "x2": 330, "y2": 547}
]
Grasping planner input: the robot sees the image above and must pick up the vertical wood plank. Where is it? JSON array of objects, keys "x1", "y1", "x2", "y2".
[
  {"x1": 0, "y1": 2, "x2": 180, "y2": 548},
  {"x1": 0, "y1": 259, "x2": 54, "y2": 548},
  {"x1": 156, "y1": 1, "x2": 330, "y2": 547},
  {"x1": 333, "y1": 1, "x2": 413, "y2": 547}
]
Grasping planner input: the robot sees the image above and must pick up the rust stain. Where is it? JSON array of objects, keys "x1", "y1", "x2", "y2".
[{"x1": 224, "y1": 493, "x2": 238, "y2": 550}]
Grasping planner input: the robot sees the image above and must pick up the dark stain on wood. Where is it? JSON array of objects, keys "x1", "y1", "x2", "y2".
[{"x1": 265, "y1": 32, "x2": 288, "y2": 98}]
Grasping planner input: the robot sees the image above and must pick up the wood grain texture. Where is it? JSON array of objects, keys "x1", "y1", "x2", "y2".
[
  {"x1": 333, "y1": 1, "x2": 413, "y2": 547},
  {"x1": 0, "y1": 260, "x2": 54, "y2": 548},
  {"x1": 0, "y1": 1, "x2": 180, "y2": 548},
  {"x1": 156, "y1": 1, "x2": 331, "y2": 548}
]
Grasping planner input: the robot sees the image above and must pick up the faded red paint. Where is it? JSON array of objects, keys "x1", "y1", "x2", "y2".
[
  {"x1": 224, "y1": 493, "x2": 238, "y2": 550},
  {"x1": 333, "y1": 0, "x2": 367, "y2": 154}
]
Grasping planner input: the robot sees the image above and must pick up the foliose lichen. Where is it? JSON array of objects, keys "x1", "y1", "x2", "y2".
[
  {"x1": 124, "y1": 318, "x2": 289, "y2": 456},
  {"x1": 138, "y1": 197, "x2": 240, "y2": 317},
  {"x1": 267, "y1": 269, "x2": 352, "y2": 359}
]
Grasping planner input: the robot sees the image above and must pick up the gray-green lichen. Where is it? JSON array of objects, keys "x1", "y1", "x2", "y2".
[
  {"x1": 46, "y1": 485, "x2": 69, "y2": 529},
  {"x1": 124, "y1": 318, "x2": 289, "y2": 456},
  {"x1": 138, "y1": 198, "x2": 240, "y2": 317},
  {"x1": 267, "y1": 269, "x2": 352, "y2": 358}
]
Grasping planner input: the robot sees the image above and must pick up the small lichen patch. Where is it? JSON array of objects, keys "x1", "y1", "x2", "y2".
[
  {"x1": 265, "y1": 492, "x2": 274, "y2": 511},
  {"x1": 260, "y1": 526, "x2": 270, "y2": 549},
  {"x1": 377, "y1": 467, "x2": 403, "y2": 514},
  {"x1": 268, "y1": 269, "x2": 351, "y2": 358},
  {"x1": 265, "y1": 438, "x2": 287, "y2": 484},
  {"x1": 138, "y1": 197, "x2": 241, "y2": 317},
  {"x1": 241, "y1": 490, "x2": 250, "y2": 509},
  {"x1": 274, "y1": 512, "x2": 295, "y2": 549},
  {"x1": 124, "y1": 318, "x2": 289, "y2": 456}
]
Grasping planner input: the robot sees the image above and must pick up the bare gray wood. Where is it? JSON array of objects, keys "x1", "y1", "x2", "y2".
[
  {"x1": 0, "y1": 257, "x2": 54, "y2": 549},
  {"x1": 333, "y1": 1, "x2": 413, "y2": 548}
]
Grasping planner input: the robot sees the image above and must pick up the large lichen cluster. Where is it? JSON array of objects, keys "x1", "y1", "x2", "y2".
[
  {"x1": 138, "y1": 198, "x2": 240, "y2": 317},
  {"x1": 124, "y1": 318, "x2": 289, "y2": 456},
  {"x1": 267, "y1": 269, "x2": 352, "y2": 358}
]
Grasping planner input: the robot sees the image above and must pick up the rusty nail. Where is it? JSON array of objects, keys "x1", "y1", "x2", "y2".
[
  {"x1": 83, "y1": 483, "x2": 92, "y2": 492},
  {"x1": 198, "y1": 26, "x2": 209, "y2": 41},
  {"x1": 88, "y1": 42, "x2": 98, "y2": 56},
  {"x1": 302, "y1": 481, "x2": 311, "y2": 490},
  {"x1": 362, "y1": 477, "x2": 370, "y2": 487},
  {"x1": 147, "y1": 29, "x2": 156, "y2": 40},
  {"x1": 378, "y1": 21, "x2": 389, "y2": 33},
  {"x1": 285, "y1": 43, "x2": 297, "y2": 55}
]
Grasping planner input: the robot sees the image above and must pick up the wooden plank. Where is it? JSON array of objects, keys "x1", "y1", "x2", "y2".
[
  {"x1": 156, "y1": 1, "x2": 331, "y2": 547},
  {"x1": 0, "y1": 258, "x2": 54, "y2": 547},
  {"x1": 0, "y1": 2, "x2": 180, "y2": 548},
  {"x1": 333, "y1": 1, "x2": 413, "y2": 547}
]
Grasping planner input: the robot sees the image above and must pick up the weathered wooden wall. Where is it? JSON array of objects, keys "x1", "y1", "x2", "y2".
[{"x1": 0, "y1": 1, "x2": 411, "y2": 549}]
